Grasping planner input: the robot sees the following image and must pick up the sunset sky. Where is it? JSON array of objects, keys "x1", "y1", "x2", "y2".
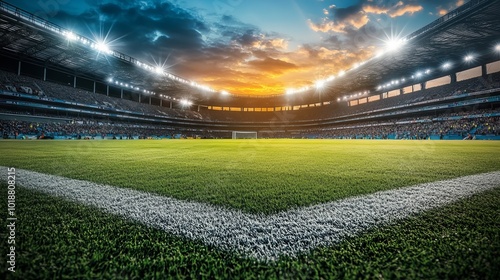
[{"x1": 10, "y1": 0, "x2": 468, "y2": 95}]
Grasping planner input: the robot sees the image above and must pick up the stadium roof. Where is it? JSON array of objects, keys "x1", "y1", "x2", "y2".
[{"x1": 1, "y1": 0, "x2": 500, "y2": 107}]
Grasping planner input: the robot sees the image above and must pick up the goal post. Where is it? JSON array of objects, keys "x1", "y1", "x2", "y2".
[{"x1": 232, "y1": 131, "x2": 257, "y2": 139}]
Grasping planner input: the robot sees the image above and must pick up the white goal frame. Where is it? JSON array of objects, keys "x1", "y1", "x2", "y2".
[{"x1": 232, "y1": 131, "x2": 258, "y2": 139}]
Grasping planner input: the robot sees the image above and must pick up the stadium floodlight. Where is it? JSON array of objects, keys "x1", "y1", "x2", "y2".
[
  {"x1": 384, "y1": 37, "x2": 407, "y2": 52},
  {"x1": 94, "y1": 41, "x2": 112, "y2": 54},
  {"x1": 155, "y1": 66, "x2": 163, "y2": 74},
  {"x1": 327, "y1": 75, "x2": 335, "y2": 81},
  {"x1": 442, "y1": 62, "x2": 452, "y2": 70},
  {"x1": 107, "y1": 78, "x2": 113, "y2": 83},
  {"x1": 63, "y1": 31, "x2": 77, "y2": 41},
  {"x1": 415, "y1": 72, "x2": 423, "y2": 78},
  {"x1": 464, "y1": 54, "x2": 474, "y2": 62},
  {"x1": 200, "y1": 85, "x2": 211, "y2": 91},
  {"x1": 495, "y1": 44, "x2": 500, "y2": 52},
  {"x1": 221, "y1": 90, "x2": 229, "y2": 95},
  {"x1": 425, "y1": 69, "x2": 432, "y2": 74},
  {"x1": 180, "y1": 99, "x2": 192, "y2": 106},
  {"x1": 315, "y1": 80, "x2": 326, "y2": 89},
  {"x1": 338, "y1": 70, "x2": 346, "y2": 77}
]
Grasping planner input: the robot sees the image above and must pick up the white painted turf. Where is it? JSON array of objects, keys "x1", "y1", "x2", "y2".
[{"x1": 2, "y1": 167, "x2": 500, "y2": 261}]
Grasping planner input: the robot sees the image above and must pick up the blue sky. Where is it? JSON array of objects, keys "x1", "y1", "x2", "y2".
[{"x1": 7, "y1": 0, "x2": 468, "y2": 95}]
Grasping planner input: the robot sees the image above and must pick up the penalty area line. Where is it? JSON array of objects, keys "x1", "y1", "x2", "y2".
[{"x1": 1, "y1": 166, "x2": 499, "y2": 261}]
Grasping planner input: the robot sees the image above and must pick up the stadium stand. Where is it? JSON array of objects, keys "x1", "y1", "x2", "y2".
[
  {"x1": 0, "y1": 0, "x2": 499, "y2": 142},
  {"x1": 2, "y1": 106, "x2": 499, "y2": 140},
  {"x1": 2, "y1": 68, "x2": 500, "y2": 138},
  {"x1": 0, "y1": 117, "x2": 228, "y2": 139},
  {"x1": 200, "y1": 74, "x2": 500, "y2": 123},
  {"x1": 0, "y1": 70, "x2": 205, "y2": 120}
]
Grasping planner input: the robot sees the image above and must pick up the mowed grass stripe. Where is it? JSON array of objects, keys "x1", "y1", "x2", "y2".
[
  {"x1": 0, "y1": 139, "x2": 499, "y2": 213},
  {"x1": 2, "y1": 167, "x2": 499, "y2": 261}
]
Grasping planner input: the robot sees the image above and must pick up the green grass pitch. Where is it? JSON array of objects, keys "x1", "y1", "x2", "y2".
[
  {"x1": 1, "y1": 139, "x2": 500, "y2": 213},
  {"x1": 1, "y1": 139, "x2": 500, "y2": 278}
]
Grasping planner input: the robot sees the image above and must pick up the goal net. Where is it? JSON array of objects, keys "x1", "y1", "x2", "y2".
[{"x1": 232, "y1": 131, "x2": 257, "y2": 139}]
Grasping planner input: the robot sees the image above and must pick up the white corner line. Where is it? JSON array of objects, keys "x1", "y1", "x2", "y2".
[{"x1": 1, "y1": 167, "x2": 499, "y2": 261}]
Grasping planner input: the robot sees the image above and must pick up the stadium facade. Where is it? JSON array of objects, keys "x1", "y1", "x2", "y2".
[{"x1": 0, "y1": 0, "x2": 500, "y2": 139}]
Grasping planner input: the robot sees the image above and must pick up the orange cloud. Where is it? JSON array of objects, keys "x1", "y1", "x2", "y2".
[
  {"x1": 363, "y1": 5, "x2": 390, "y2": 15},
  {"x1": 307, "y1": 12, "x2": 369, "y2": 33},
  {"x1": 269, "y1": 38, "x2": 288, "y2": 50},
  {"x1": 387, "y1": 4, "x2": 423, "y2": 17},
  {"x1": 247, "y1": 57, "x2": 298, "y2": 75},
  {"x1": 251, "y1": 37, "x2": 288, "y2": 50},
  {"x1": 435, "y1": 0, "x2": 464, "y2": 18},
  {"x1": 174, "y1": 22, "x2": 379, "y2": 96},
  {"x1": 307, "y1": 19, "x2": 345, "y2": 33},
  {"x1": 364, "y1": 3, "x2": 423, "y2": 18},
  {"x1": 309, "y1": 2, "x2": 422, "y2": 34},
  {"x1": 177, "y1": 47, "x2": 372, "y2": 96}
]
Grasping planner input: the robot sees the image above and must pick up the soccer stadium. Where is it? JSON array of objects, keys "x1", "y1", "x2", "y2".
[{"x1": 1, "y1": 0, "x2": 500, "y2": 278}]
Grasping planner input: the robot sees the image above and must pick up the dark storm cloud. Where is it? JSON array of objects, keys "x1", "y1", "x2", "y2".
[
  {"x1": 329, "y1": 3, "x2": 364, "y2": 24},
  {"x1": 215, "y1": 16, "x2": 262, "y2": 48},
  {"x1": 45, "y1": 0, "x2": 208, "y2": 61},
  {"x1": 98, "y1": 3, "x2": 122, "y2": 16},
  {"x1": 232, "y1": 30, "x2": 260, "y2": 47}
]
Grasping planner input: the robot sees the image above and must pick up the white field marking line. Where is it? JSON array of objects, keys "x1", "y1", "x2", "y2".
[{"x1": 1, "y1": 167, "x2": 500, "y2": 261}]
